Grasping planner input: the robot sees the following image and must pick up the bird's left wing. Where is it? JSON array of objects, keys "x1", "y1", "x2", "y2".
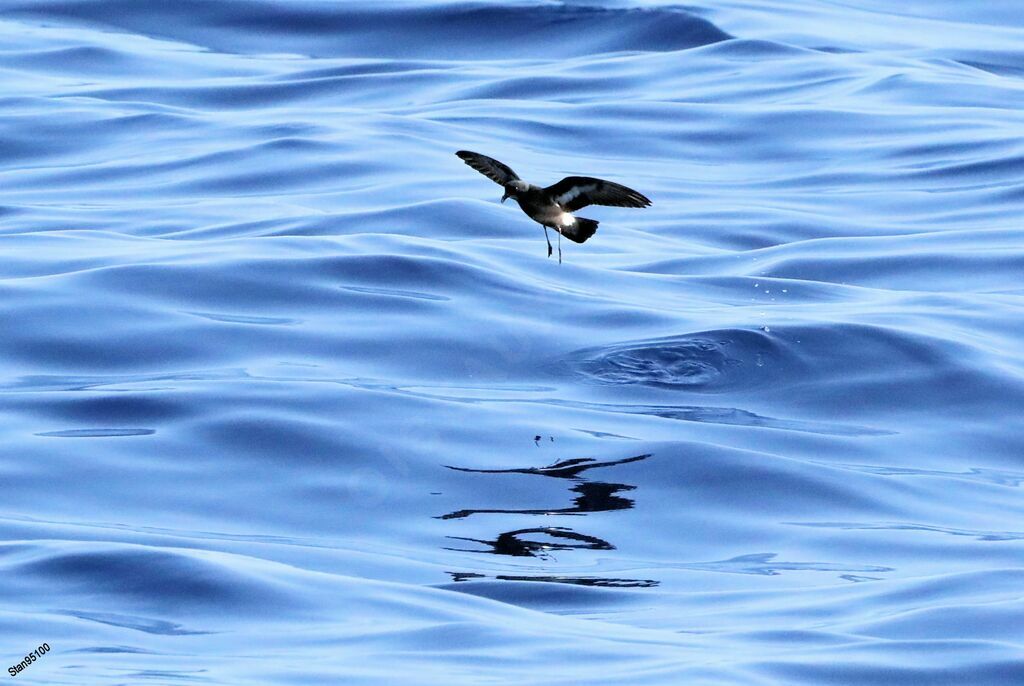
[
  {"x1": 545, "y1": 176, "x2": 651, "y2": 212},
  {"x1": 456, "y1": 151, "x2": 520, "y2": 186}
]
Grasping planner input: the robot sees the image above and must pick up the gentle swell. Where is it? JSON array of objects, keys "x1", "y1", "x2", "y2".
[{"x1": 1, "y1": 1, "x2": 1022, "y2": 684}]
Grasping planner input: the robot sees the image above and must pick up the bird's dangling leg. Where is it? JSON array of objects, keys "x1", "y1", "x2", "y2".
[
  {"x1": 557, "y1": 228, "x2": 562, "y2": 264},
  {"x1": 543, "y1": 226, "x2": 553, "y2": 258}
]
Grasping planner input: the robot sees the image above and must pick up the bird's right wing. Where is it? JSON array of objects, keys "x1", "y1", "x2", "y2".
[{"x1": 456, "y1": 150, "x2": 520, "y2": 186}]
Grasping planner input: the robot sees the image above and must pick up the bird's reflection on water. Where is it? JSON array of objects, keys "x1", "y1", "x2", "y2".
[
  {"x1": 438, "y1": 481, "x2": 637, "y2": 520},
  {"x1": 445, "y1": 526, "x2": 613, "y2": 557},
  {"x1": 445, "y1": 454, "x2": 649, "y2": 479},
  {"x1": 448, "y1": 572, "x2": 658, "y2": 588},
  {"x1": 441, "y1": 453, "x2": 658, "y2": 588}
]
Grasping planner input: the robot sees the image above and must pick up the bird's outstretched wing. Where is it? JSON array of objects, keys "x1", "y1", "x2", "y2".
[
  {"x1": 456, "y1": 150, "x2": 520, "y2": 186},
  {"x1": 545, "y1": 176, "x2": 651, "y2": 212}
]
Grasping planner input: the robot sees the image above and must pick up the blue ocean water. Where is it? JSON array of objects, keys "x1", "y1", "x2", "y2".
[{"x1": 2, "y1": 0, "x2": 1023, "y2": 683}]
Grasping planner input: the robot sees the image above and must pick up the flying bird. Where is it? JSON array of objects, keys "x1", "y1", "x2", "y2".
[{"x1": 456, "y1": 150, "x2": 651, "y2": 263}]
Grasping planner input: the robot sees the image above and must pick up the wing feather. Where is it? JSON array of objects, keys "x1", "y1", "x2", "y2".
[
  {"x1": 545, "y1": 176, "x2": 651, "y2": 212},
  {"x1": 456, "y1": 150, "x2": 520, "y2": 186}
]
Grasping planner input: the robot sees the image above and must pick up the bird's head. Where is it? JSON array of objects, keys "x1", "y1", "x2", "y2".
[{"x1": 501, "y1": 180, "x2": 527, "y2": 203}]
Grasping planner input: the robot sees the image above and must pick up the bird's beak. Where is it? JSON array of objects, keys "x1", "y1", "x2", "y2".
[{"x1": 500, "y1": 192, "x2": 509, "y2": 203}]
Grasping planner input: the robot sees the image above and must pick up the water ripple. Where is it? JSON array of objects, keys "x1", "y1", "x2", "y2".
[
  {"x1": 34, "y1": 428, "x2": 155, "y2": 438},
  {"x1": 1, "y1": 0, "x2": 1022, "y2": 683}
]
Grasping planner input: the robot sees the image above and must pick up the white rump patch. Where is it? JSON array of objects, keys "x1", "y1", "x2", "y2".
[{"x1": 559, "y1": 212, "x2": 576, "y2": 227}]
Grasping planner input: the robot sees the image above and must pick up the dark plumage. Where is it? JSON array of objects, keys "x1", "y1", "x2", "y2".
[{"x1": 456, "y1": 150, "x2": 651, "y2": 262}]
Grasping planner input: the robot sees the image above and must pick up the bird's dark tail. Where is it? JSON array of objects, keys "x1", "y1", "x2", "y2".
[{"x1": 561, "y1": 217, "x2": 598, "y2": 244}]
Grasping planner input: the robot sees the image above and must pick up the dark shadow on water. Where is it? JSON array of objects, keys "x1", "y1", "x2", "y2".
[
  {"x1": 35, "y1": 428, "x2": 155, "y2": 438},
  {"x1": 441, "y1": 452, "x2": 657, "y2": 587},
  {"x1": 438, "y1": 481, "x2": 636, "y2": 521},
  {"x1": 445, "y1": 454, "x2": 650, "y2": 479},
  {"x1": 444, "y1": 526, "x2": 613, "y2": 558},
  {"x1": 446, "y1": 571, "x2": 658, "y2": 588},
  {"x1": 57, "y1": 610, "x2": 211, "y2": 636}
]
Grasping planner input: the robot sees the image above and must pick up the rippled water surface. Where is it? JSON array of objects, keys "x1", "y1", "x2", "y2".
[{"x1": 2, "y1": 1, "x2": 1024, "y2": 683}]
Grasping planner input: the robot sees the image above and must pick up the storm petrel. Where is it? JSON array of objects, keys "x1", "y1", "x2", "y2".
[{"x1": 456, "y1": 150, "x2": 651, "y2": 263}]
